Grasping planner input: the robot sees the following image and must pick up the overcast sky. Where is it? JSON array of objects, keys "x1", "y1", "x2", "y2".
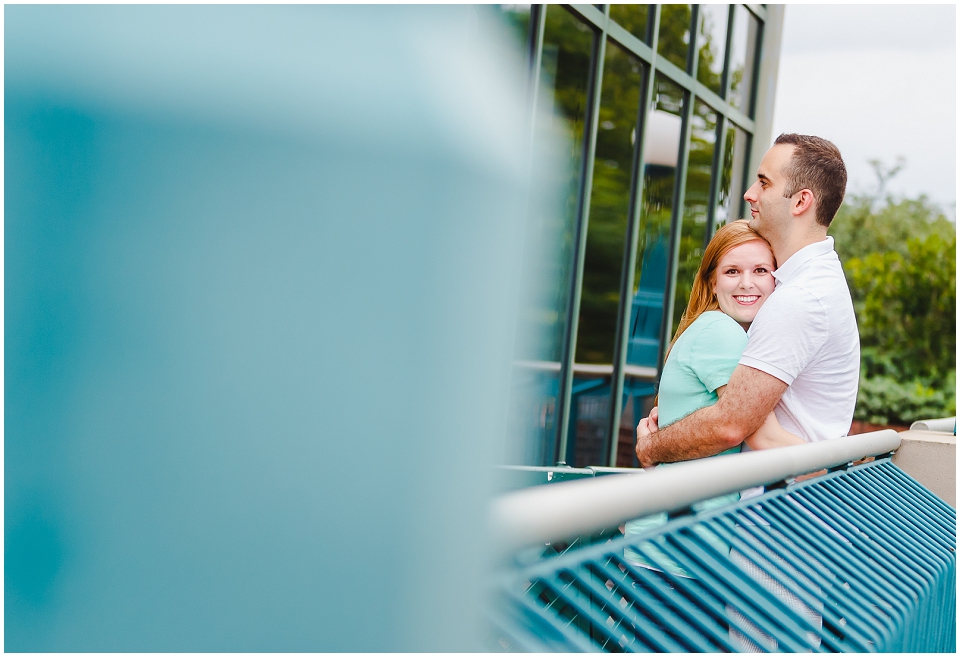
[{"x1": 771, "y1": 4, "x2": 956, "y2": 216}]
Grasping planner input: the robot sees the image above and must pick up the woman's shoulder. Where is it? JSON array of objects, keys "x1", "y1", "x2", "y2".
[
  {"x1": 687, "y1": 311, "x2": 747, "y2": 347},
  {"x1": 688, "y1": 310, "x2": 741, "y2": 333}
]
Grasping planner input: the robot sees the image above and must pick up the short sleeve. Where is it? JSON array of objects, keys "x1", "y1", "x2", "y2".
[
  {"x1": 740, "y1": 286, "x2": 828, "y2": 384},
  {"x1": 688, "y1": 314, "x2": 749, "y2": 392}
]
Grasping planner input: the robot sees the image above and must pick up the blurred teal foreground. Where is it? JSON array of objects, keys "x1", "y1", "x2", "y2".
[{"x1": 5, "y1": 5, "x2": 538, "y2": 651}]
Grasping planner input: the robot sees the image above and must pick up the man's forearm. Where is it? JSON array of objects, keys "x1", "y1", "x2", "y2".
[
  {"x1": 635, "y1": 364, "x2": 788, "y2": 467},
  {"x1": 636, "y1": 403, "x2": 740, "y2": 465}
]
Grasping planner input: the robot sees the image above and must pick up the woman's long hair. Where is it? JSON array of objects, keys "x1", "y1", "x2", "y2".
[{"x1": 667, "y1": 219, "x2": 773, "y2": 356}]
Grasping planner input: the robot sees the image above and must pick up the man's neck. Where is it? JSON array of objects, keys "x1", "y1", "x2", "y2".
[{"x1": 772, "y1": 226, "x2": 830, "y2": 266}]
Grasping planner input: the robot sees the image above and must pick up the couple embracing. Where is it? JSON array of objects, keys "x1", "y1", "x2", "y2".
[
  {"x1": 627, "y1": 133, "x2": 858, "y2": 648},
  {"x1": 634, "y1": 132, "x2": 859, "y2": 489}
]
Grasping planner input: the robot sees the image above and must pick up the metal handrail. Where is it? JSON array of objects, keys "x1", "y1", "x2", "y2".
[
  {"x1": 489, "y1": 430, "x2": 901, "y2": 553},
  {"x1": 909, "y1": 416, "x2": 956, "y2": 433},
  {"x1": 512, "y1": 359, "x2": 658, "y2": 379}
]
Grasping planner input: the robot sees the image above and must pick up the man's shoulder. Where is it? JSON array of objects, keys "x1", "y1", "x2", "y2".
[
  {"x1": 785, "y1": 251, "x2": 849, "y2": 294},
  {"x1": 759, "y1": 283, "x2": 824, "y2": 314},
  {"x1": 747, "y1": 284, "x2": 828, "y2": 343}
]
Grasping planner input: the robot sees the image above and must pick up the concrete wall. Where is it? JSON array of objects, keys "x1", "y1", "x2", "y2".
[{"x1": 892, "y1": 430, "x2": 956, "y2": 508}]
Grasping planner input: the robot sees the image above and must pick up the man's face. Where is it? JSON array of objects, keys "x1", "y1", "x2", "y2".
[{"x1": 743, "y1": 144, "x2": 795, "y2": 238}]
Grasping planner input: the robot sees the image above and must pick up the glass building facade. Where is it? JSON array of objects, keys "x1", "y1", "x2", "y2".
[{"x1": 500, "y1": 5, "x2": 783, "y2": 468}]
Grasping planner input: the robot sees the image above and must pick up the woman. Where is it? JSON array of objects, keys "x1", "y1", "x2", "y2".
[{"x1": 624, "y1": 219, "x2": 795, "y2": 574}]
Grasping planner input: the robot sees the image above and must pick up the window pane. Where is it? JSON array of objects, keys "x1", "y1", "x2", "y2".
[
  {"x1": 716, "y1": 123, "x2": 751, "y2": 229},
  {"x1": 672, "y1": 99, "x2": 717, "y2": 334},
  {"x1": 508, "y1": 5, "x2": 594, "y2": 465},
  {"x1": 625, "y1": 74, "x2": 684, "y2": 371},
  {"x1": 570, "y1": 40, "x2": 644, "y2": 468},
  {"x1": 657, "y1": 4, "x2": 692, "y2": 71},
  {"x1": 728, "y1": 5, "x2": 760, "y2": 116},
  {"x1": 696, "y1": 4, "x2": 728, "y2": 95},
  {"x1": 615, "y1": 383, "x2": 657, "y2": 466},
  {"x1": 570, "y1": 380, "x2": 609, "y2": 467},
  {"x1": 495, "y1": 4, "x2": 532, "y2": 51},
  {"x1": 609, "y1": 4, "x2": 649, "y2": 43},
  {"x1": 576, "y1": 41, "x2": 643, "y2": 366}
]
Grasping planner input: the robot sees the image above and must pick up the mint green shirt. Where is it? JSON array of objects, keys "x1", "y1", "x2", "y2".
[{"x1": 624, "y1": 311, "x2": 747, "y2": 576}]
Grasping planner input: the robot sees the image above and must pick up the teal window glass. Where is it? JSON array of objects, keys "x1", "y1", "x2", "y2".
[
  {"x1": 672, "y1": 98, "x2": 718, "y2": 334},
  {"x1": 576, "y1": 40, "x2": 643, "y2": 366},
  {"x1": 657, "y1": 4, "x2": 692, "y2": 71},
  {"x1": 728, "y1": 5, "x2": 760, "y2": 116},
  {"x1": 570, "y1": 39, "x2": 644, "y2": 467},
  {"x1": 609, "y1": 4, "x2": 649, "y2": 43},
  {"x1": 716, "y1": 122, "x2": 751, "y2": 229},
  {"x1": 696, "y1": 4, "x2": 729, "y2": 95},
  {"x1": 624, "y1": 74, "x2": 684, "y2": 372},
  {"x1": 508, "y1": 5, "x2": 594, "y2": 465},
  {"x1": 496, "y1": 4, "x2": 532, "y2": 51},
  {"x1": 615, "y1": 384, "x2": 657, "y2": 466}
]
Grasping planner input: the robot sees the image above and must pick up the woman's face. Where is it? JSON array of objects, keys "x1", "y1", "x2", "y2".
[{"x1": 712, "y1": 240, "x2": 776, "y2": 329}]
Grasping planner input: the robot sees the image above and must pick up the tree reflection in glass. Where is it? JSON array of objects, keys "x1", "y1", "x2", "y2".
[
  {"x1": 672, "y1": 99, "x2": 717, "y2": 332},
  {"x1": 716, "y1": 123, "x2": 751, "y2": 229},
  {"x1": 626, "y1": 74, "x2": 683, "y2": 370},
  {"x1": 657, "y1": 4, "x2": 692, "y2": 71},
  {"x1": 727, "y1": 5, "x2": 759, "y2": 115},
  {"x1": 508, "y1": 6, "x2": 593, "y2": 465},
  {"x1": 696, "y1": 4, "x2": 728, "y2": 95},
  {"x1": 571, "y1": 39, "x2": 643, "y2": 467},
  {"x1": 609, "y1": 4, "x2": 648, "y2": 43},
  {"x1": 576, "y1": 41, "x2": 643, "y2": 366}
]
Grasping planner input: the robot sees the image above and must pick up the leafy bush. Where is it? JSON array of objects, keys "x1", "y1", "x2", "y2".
[
  {"x1": 831, "y1": 178, "x2": 956, "y2": 426},
  {"x1": 855, "y1": 370, "x2": 956, "y2": 427}
]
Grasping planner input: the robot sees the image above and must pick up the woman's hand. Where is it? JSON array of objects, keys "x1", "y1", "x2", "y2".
[
  {"x1": 636, "y1": 406, "x2": 659, "y2": 439},
  {"x1": 744, "y1": 411, "x2": 805, "y2": 451}
]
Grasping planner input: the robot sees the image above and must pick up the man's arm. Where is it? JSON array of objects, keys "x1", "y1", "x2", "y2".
[{"x1": 635, "y1": 364, "x2": 787, "y2": 467}]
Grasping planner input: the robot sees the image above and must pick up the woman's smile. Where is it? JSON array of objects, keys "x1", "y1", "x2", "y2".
[{"x1": 712, "y1": 240, "x2": 777, "y2": 329}]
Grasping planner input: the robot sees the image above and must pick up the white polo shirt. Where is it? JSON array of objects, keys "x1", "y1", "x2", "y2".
[{"x1": 740, "y1": 237, "x2": 860, "y2": 442}]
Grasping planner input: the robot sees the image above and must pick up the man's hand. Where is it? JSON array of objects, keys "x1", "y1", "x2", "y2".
[
  {"x1": 635, "y1": 406, "x2": 659, "y2": 467},
  {"x1": 633, "y1": 364, "x2": 788, "y2": 466}
]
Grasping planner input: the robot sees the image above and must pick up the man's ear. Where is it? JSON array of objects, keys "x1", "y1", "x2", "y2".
[{"x1": 791, "y1": 188, "x2": 815, "y2": 217}]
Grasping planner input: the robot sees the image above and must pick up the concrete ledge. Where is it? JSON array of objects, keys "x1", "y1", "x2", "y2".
[{"x1": 892, "y1": 430, "x2": 956, "y2": 508}]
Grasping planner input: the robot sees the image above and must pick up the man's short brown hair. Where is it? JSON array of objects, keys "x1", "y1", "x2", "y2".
[{"x1": 773, "y1": 133, "x2": 847, "y2": 227}]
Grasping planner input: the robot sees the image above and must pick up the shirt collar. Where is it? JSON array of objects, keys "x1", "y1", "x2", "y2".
[{"x1": 773, "y1": 237, "x2": 836, "y2": 286}]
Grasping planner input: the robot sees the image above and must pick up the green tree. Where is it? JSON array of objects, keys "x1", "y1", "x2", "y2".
[{"x1": 831, "y1": 163, "x2": 956, "y2": 425}]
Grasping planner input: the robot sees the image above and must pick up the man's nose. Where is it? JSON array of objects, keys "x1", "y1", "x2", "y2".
[{"x1": 744, "y1": 181, "x2": 758, "y2": 203}]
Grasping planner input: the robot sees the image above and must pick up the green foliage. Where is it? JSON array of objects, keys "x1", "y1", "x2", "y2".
[
  {"x1": 657, "y1": 4, "x2": 692, "y2": 70},
  {"x1": 855, "y1": 371, "x2": 955, "y2": 426},
  {"x1": 832, "y1": 194, "x2": 955, "y2": 266},
  {"x1": 832, "y1": 177, "x2": 957, "y2": 425},
  {"x1": 846, "y1": 233, "x2": 956, "y2": 382}
]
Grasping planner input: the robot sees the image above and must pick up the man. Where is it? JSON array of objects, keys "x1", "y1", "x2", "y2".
[{"x1": 635, "y1": 133, "x2": 859, "y2": 465}]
